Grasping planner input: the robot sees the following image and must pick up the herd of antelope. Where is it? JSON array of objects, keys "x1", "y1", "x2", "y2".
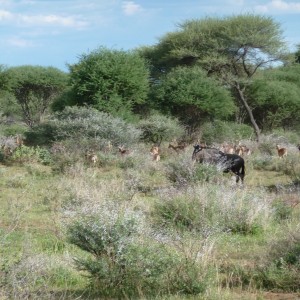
[{"x1": 1, "y1": 134, "x2": 299, "y2": 167}]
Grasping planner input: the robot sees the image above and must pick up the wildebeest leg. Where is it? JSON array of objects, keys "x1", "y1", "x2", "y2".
[{"x1": 230, "y1": 168, "x2": 243, "y2": 184}]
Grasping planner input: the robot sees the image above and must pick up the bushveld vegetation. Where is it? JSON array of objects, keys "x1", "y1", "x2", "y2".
[
  {"x1": 0, "y1": 110, "x2": 299, "y2": 299},
  {"x1": 1, "y1": 13, "x2": 300, "y2": 300}
]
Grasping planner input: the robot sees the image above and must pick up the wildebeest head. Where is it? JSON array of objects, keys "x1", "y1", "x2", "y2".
[{"x1": 192, "y1": 144, "x2": 245, "y2": 183}]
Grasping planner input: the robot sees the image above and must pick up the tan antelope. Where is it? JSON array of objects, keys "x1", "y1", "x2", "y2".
[
  {"x1": 276, "y1": 145, "x2": 287, "y2": 158},
  {"x1": 15, "y1": 134, "x2": 24, "y2": 147},
  {"x1": 118, "y1": 146, "x2": 130, "y2": 155},
  {"x1": 235, "y1": 143, "x2": 251, "y2": 157},
  {"x1": 85, "y1": 150, "x2": 98, "y2": 165},
  {"x1": 150, "y1": 145, "x2": 160, "y2": 161},
  {"x1": 220, "y1": 143, "x2": 235, "y2": 154}
]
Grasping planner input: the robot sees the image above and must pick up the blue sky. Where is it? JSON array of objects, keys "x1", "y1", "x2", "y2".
[{"x1": 1, "y1": 0, "x2": 300, "y2": 72}]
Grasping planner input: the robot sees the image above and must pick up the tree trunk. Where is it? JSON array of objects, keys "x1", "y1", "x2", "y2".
[{"x1": 235, "y1": 83, "x2": 261, "y2": 142}]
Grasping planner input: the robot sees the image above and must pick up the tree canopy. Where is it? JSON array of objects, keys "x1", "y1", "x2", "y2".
[
  {"x1": 247, "y1": 65, "x2": 300, "y2": 130},
  {"x1": 67, "y1": 47, "x2": 150, "y2": 119},
  {"x1": 139, "y1": 14, "x2": 291, "y2": 141},
  {"x1": 5, "y1": 65, "x2": 68, "y2": 127},
  {"x1": 151, "y1": 66, "x2": 235, "y2": 129}
]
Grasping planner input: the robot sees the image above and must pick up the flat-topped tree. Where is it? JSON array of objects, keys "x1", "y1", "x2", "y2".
[
  {"x1": 140, "y1": 14, "x2": 291, "y2": 142},
  {"x1": 5, "y1": 66, "x2": 68, "y2": 127}
]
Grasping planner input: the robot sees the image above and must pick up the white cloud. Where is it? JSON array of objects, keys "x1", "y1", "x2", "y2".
[
  {"x1": 7, "y1": 37, "x2": 35, "y2": 48},
  {"x1": 0, "y1": 0, "x2": 11, "y2": 6},
  {"x1": 122, "y1": 1, "x2": 143, "y2": 16},
  {"x1": 0, "y1": 9, "x2": 88, "y2": 29},
  {"x1": 0, "y1": 9, "x2": 13, "y2": 21},
  {"x1": 256, "y1": 0, "x2": 300, "y2": 13},
  {"x1": 20, "y1": 14, "x2": 88, "y2": 29},
  {"x1": 228, "y1": 0, "x2": 245, "y2": 5}
]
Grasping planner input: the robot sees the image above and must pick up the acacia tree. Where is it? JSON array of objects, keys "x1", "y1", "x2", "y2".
[
  {"x1": 0, "y1": 65, "x2": 21, "y2": 119},
  {"x1": 6, "y1": 66, "x2": 68, "y2": 127},
  {"x1": 140, "y1": 14, "x2": 290, "y2": 141},
  {"x1": 151, "y1": 66, "x2": 235, "y2": 131},
  {"x1": 247, "y1": 65, "x2": 300, "y2": 130},
  {"x1": 67, "y1": 47, "x2": 150, "y2": 119}
]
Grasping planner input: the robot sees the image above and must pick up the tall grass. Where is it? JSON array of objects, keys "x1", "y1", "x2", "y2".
[
  {"x1": 1, "y1": 131, "x2": 300, "y2": 298},
  {"x1": 153, "y1": 184, "x2": 274, "y2": 235}
]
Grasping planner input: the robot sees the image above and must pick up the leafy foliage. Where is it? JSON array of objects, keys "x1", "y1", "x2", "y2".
[
  {"x1": 68, "y1": 47, "x2": 150, "y2": 119},
  {"x1": 5, "y1": 66, "x2": 68, "y2": 127},
  {"x1": 151, "y1": 66, "x2": 235, "y2": 128},
  {"x1": 26, "y1": 106, "x2": 141, "y2": 148},
  {"x1": 153, "y1": 185, "x2": 273, "y2": 235},
  {"x1": 247, "y1": 65, "x2": 300, "y2": 130},
  {"x1": 11, "y1": 145, "x2": 52, "y2": 165},
  {"x1": 66, "y1": 204, "x2": 209, "y2": 297},
  {"x1": 201, "y1": 120, "x2": 254, "y2": 144},
  {"x1": 137, "y1": 113, "x2": 185, "y2": 144},
  {"x1": 139, "y1": 14, "x2": 290, "y2": 141}
]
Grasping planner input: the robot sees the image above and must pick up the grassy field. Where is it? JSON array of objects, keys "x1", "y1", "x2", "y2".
[{"x1": 0, "y1": 143, "x2": 300, "y2": 299}]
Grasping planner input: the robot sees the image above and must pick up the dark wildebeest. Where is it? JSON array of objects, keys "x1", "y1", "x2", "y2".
[{"x1": 192, "y1": 144, "x2": 245, "y2": 184}]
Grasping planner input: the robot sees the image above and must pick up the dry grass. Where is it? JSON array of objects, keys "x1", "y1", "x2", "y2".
[{"x1": 0, "y1": 140, "x2": 299, "y2": 298}]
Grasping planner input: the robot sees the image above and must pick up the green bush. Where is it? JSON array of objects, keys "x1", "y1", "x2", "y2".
[
  {"x1": 271, "y1": 128, "x2": 300, "y2": 145},
  {"x1": 251, "y1": 154, "x2": 273, "y2": 170},
  {"x1": 153, "y1": 184, "x2": 273, "y2": 235},
  {"x1": 250, "y1": 243, "x2": 300, "y2": 291},
  {"x1": 54, "y1": 106, "x2": 141, "y2": 147},
  {"x1": 165, "y1": 156, "x2": 197, "y2": 186},
  {"x1": 272, "y1": 199, "x2": 293, "y2": 221},
  {"x1": 280, "y1": 155, "x2": 300, "y2": 183},
  {"x1": 25, "y1": 106, "x2": 142, "y2": 151},
  {"x1": 24, "y1": 123, "x2": 56, "y2": 146},
  {"x1": 224, "y1": 232, "x2": 300, "y2": 291},
  {"x1": 0, "y1": 124, "x2": 27, "y2": 136},
  {"x1": 165, "y1": 153, "x2": 226, "y2": 187},
  {"x1": 137, "y1": 113, "x2": 185, "y2": 145},
  {"x1": 11, "y1": 145, "x2": 52, "y2": 165},
  {"x1": 201, "y1": 120, "x2": 253, "y2": 145},
  {"x1": 66, "y1": 203, "x2": 213, "y2": 297}
]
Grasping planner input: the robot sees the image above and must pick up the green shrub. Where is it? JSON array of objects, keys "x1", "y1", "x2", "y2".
[
  {"x1": 25, "y1": 106, "x2": 142, "y2": 149},
  {"x1": 55, "y1": 106, "x2": 141, "y2": 146},
  {"x1": 201, "y1": 121, "x2": 253, "y2": 145},
  {"x1": 246, "y1": 237, "x2": 300, "y2": 291},
  {"x1": 194, "y1": 163, "x2": 221, "y2": 183},
  {"x1": 271, "y1": 128, "x2": 300, "y2": 145},
  {"x1": 272, "y1": 199, "x2": 293, "y2": 221},
  {"x1": 153, "y1": 185, "x2": 273, "y2": 235},
  {"x1": 225, "y1": 232, "x2": 300, "y2": 291},
  {"x1": 279, "y1": 155, "x2": 300, "y2": 183},
  {"x1": 66, "y1": 203, "x2": 213, "y2": 297},
  {"x1": 251, "y1": 154, "x2": 273, "y2": 170},
  {"x1": 118, "y1": 155, "x2": 137, "y2": 170},
  {"x1": 165, "y1": 156, "x2": 197, "y2": 186},
  {"x1": 138, "y1": 114, "x2": 185, "y2": 145},
  {"x1": 24, "y1": 123, "x2": 56, "y2": 146},
  {"x1": 0, "y1": 124, "x2": 27, "y2": 136},
  {"x1": 11, "y1": 145, "x2": 52, "y2": 165}
]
